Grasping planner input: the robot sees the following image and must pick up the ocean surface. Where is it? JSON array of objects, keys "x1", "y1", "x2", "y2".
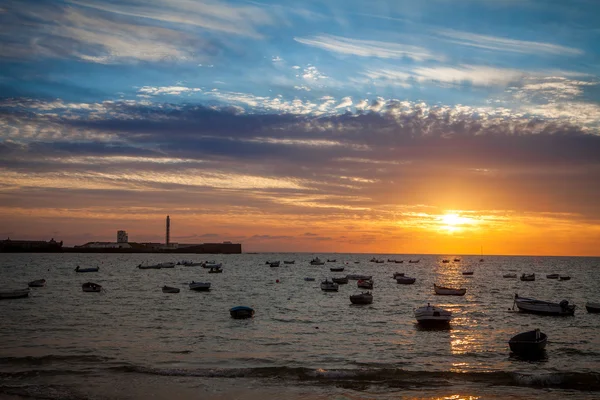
[{"x1": 1, "y1": 253, "x2": 600, "y2": 399}]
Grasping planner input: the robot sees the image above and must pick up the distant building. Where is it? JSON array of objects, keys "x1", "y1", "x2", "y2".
[
  {"x1": 76, "y1": 241, "x2": 131, "y2": 249},
  {"x1": 117, "y1": 230, "x2": 128, "y2": 243},
  {"x1": 0, "y1": 238, "x2": 63, "y2": 252}
]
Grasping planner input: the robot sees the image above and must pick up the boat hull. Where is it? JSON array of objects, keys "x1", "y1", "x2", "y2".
[
  {"x1": 434, "y1": 285, "x2": 466, "y2": 296},
  {"x1": 396, "y1": 277, "x2": 416, "y2": 284},
  {"x1": 332, "y1": 277, "x2": 348, "y2": 284},
  {"x1": 509, "y1": 330, "x2": 547, "y2": 354},
  {"x1": 230, "y1": 307, "x2": 255, "y2": 319},
  {"x1": 330, "y1": 267, "x2": 344, "y2": 272},
  {"x1": 415, "y1": 305, "x2": 452, "y2": 326},
  {"x1": 82, "y1": 282, "x2": 102, "y2": 292},
  {"x1": 585, "y1": 303, "x2": 600, "y2": 313},
  {"x1": 0, "y1": 289, "x2": 30, "y2": 299},
  {"x1": 189, "y1": 282, "x2": 211, "y2": 291},
  {"x1": 350, "y1": 293, "x2": 373, "y2": 304},
  {"x1": 162, "y1": 286, "x2": 180, "y2": 293},
  {"x1": 28, "y1": 279, "x2": 46, "y2": 287},
  {"x1": 514, "y1": 296, "x2": 575, "y2": 316}
]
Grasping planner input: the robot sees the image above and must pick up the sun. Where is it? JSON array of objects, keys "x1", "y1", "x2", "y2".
[
  {"x1": 441, "y1": 213, "x2": 462, "y2": 226},
  {"x1": 438, "y1": 213, "x2": 477, "y2": 233}
]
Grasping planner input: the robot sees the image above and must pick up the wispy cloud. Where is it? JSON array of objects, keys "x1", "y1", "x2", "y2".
[
  {"x1": 138, "y1": 86, "x2": 202, "y2": 96},
  {"x1": 294, "y1": 34, "x2": 439, "y2": 61},
  {"x1": 437, "y1": 28, "x2": 583, "y2": 56}
]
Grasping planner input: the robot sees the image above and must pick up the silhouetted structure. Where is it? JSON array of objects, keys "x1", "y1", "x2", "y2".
[{"x1": 0, "y1": 238, "x2": 63, "y2": 252}]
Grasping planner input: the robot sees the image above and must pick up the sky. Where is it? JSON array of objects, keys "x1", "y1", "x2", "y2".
[{"x1": 1, "y1": 0, "x2": 600, "y2": 255}]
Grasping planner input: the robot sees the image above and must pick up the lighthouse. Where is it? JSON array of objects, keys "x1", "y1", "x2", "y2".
[{"x1": 166, "y1": 215, "x2": 170, "y2": 247}]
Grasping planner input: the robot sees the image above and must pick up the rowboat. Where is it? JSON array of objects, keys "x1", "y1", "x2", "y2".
[
  {"x1": 546, "y1": 274, "x2": 559, "y2": 279},
  {"x1": 0, "y1": 288, "x2": 30, "y2": 299},
  {"x1": 82, "y1": 282, "x2": 102, "y2": 292},
  {"x1": 396, "y1": 276, "x2": 416, "y2": 284},
  {"x1": 415, "y1": 303, "x2": 452, "y2": 326},
  {"x1": 462, "y1": 271, "x2": 474, "y2": 276},
  {"x1": 520, "y1": 273, "x2": 535, "y2": 281},
  {"x1": 304, "y1": 277, "x2": 315, "y2": 281},
  {"x1": 189, "y1": 281, "x2": 211, "y2": 291},
  {"x1": 585, "y1": 302, "x2": 600, "y2": 313},
  {"x1": 28, "y1": 279, "x2": 46, "y2": 287},
  {"x1": 330, "y1": 267, "x2": 344, "y2": 272},
  {"x1": 283, "y1": 260, "x2": 295, "y2": 264},
  {"x1": 75, "y1": 266, "x2": 99, "y2": 273},
  {"x1": 327, "y1": 259, "x2": 336, "y2": 262},
  {"x1": 357, "y1": 279, "x2": 373, "y2": 289},
  {"x1": 408, "y1": 260, "x2": 420, "y2": 263},
  {"x1": 162, "y1": 285, "x2": 180, "y2": 293},
  {"x1": 350, "y1": 292, "x2": 373, "y2": 305},
  {"x1": 320, "y1": 279, "x2": 339, "y2": 292},
  {"x1": 559, "y1": 276, "x2": 571, "y2": 281},
  {"x1": 509, "y1": 329, "x2": 547, "y2": 355},
  {"x1": 310, "y1": 258, "x2": 325, "y2": 266},
  {"x1": 230, "y1": 306, "x2": 255, "y2": 319},
  {"x1": 434, "y1": 284, "x2": 466, "y2": 296},
  {"x1": 269, "y1": 261, "x2": 280, "y2": 267},
  {"x1": 513, "y1": 294, "x2": 575, "y2": 316}
]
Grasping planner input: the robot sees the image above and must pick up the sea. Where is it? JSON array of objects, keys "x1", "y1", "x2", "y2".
[{"x1": 1, "y1": 253, "x2": 599, "y2": 400}]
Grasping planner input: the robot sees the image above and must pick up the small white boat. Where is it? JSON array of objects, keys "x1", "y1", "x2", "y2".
[
  {"x1": 396, "y1": 276, "x2": 416, "y2": 284},
  {"x1": 346, "y1": 274, "x2": 372, "y2": 280},
  {"x1": 162, "y1": 285, "x2": 180, "y2": 293},
  {"x1": 28, "y1": 279, "x2": 46, "y2": 288},
  {"x1": 0, "y1": 288, "x2": 30, "y2": 299},
  {"x1": 320, "y1": 279, "x2": 339, "y2": 292},
  {"x1": 350, "y1": 292, "x2": 373, "y2": 305},
  {"x1": 304, "y1": 277, "x2": 315, "y2": 281},
  {"x1": 189, "y1": 281, "x2": 211, "y2": 291},
  {"x1": 415, "y1": 303, "x2": 452, "y2": 325},
  {"x1": 310, "y1": 257, "x2": 325, "y2": 266},
  {"x1": 82, "y1": 282, "x2": 102, "y2": 292},
  {"x1": 75, "y1": 266, "x2": 99, "y2": 273},
  {"x1": 357, "y1": 279, "x2": 373, "y2": 289},
  {"x1": 434, "y1": 284, "x2": 466, "y2": 296},
  {"x1": 503, "y1": 273, "x2": 517, "y2": 278},
  {"x1": 520, "y1": 273, "x2": 535, "y2": 281},
  {"x1": 514, "y1": 294, "x2": 575, "y2": 315}
]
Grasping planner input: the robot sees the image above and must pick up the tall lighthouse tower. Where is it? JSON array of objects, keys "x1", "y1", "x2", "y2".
[{"x1": 166, "y1": 215, "x2": 170, "y2": 247}]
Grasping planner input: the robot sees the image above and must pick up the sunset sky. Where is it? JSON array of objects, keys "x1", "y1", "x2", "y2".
[{"x1": 1, "y1": 0, "x2": 600, "y2": 255}]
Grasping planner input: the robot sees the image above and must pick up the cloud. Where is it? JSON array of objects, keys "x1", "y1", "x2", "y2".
[
  {"x1": 294, "y1": 34, "x2": 439, "y2": 61},
  {"x1": 335, "y1": 96, "x2": 353, "y2": 109},
  {"x1": 437, "y1": 28, "x2": 583, "y2": 56},
  {"x1": 138, "y1": 86, "x2": 202, "y2": 96}
]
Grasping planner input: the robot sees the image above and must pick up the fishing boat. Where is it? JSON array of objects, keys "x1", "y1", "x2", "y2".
[
  {"x1": 462, "y1": 271, "x2": 474, "y2": 276},
  {"x1": 369, "y1": 257, "x2": 378, "y2": 262},
  {"x1": 208, "y1": 266, "x2": 223, "y2": 273},
  {"x1": 546, "y1": 274, "x2": 559, "y2": 279},
  {"x1": 585, "y1": 302, "x2": 600, "y2": 313},
  {"x1": 230, "y1": 306, "x2": 255, "y2": 319},
  {"x1": 138, "y1": 263, "x2": 161, "y2": 269},
  {"x1": 396, "y1": 276, "x2": 416, "y2": 284},
  {"x1": 509, "y1": 329, "x2": 547, "y2": 355},
  {"x1": 203, "y1": 262, "x2": 222, "y2": 269},
  {"x1": 320, "y1": 279, "x2": 339, "y2": 292},
  {"x1": 332, "y1": 276, "x2": 348, "y2": 284},
  {"x1": 409, "y1": 259, "x2": 420, "y2": 263},
  {"x1": 559, "y1": 276, "x2": 571, "y2": 281},
  {"x1": 330, "y1": 267, "x2": 344, "y2": 272},
  {"x1": 75, "y1": 266, "x2": 99, "y2": 273},
  {"x1": 434, "y1": 284, "x2": 466, "y2": 296},
  {"x1": 189, "y1": 281, "x2": 211, "y2": 291},
  {"x1": 414, "y1": 303, "x2": 452, "y2": 326},
  {"x1": 162, "y1": 285, "x2": 180, "y2": 293},
  {"x1": 28, "y1": 279, "x2": 46, "y2": 287},
  {"x1": 392, "y1": 272, "x2": 405, "y2": 278},
  {"x1": 442, "y1": 259, "x2": 450, "y2": 263},
  {"x1": 513, "y1": 294, "x2": 576, "y2": 315},
  {"x1": 283, "y1": 260, "x2": 295, "y2": 264},
  {"x1": 357, "y1": 279, "x2": 373, "y2": 289},
  {"x1": 310, "y1": 257, "x2": 325, "y2": 266},
  {"x1": 178, "y1": 260, "x2": 203, "y2": 267},
  {"x1": 304, "y1": 277, "x2": 315, "y2": 281},
  {"x1": 453, "y1": 258, "x2": 461, "y2": 262},
  {"x1": 82, "y1": 282, "x2": 102, "y2": 292},
  {"x1": 350, "y1": 292, "x2": 373, "y2": 305},
  {"x1": 346, "y1": 274, "x2": 372, "y2": 280},
  {"x1": 503, "y1": 273, "x2": 517, "y2": 278},
  {"x1": 520, "y1": 273, "x2": 535, "y2": 281},
  {"x1": 0, "y1": 288, "x2": 30, "y2": 299},
  {"x1": 394, "y1": 260, "x2": 404, "y2": 263},
  {"x1": 327, "y1": 259, "x2": 336, "y2": 262},
  {"x1": 269, "y1": 261, "x2": 280, "y2": 268}
]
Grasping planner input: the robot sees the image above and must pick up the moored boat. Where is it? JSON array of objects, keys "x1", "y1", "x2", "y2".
[
  {"x1": 559, "y1": 276, "x2": 571, "y2": 281},
  {"x1": 28, "y1": 279, "x2": 46, "y2": 287},
  {"x1": 162, "y1": 285, "x2": 180, "y2": 293},
  {"x1": 138, "y1": 263, "x2": 161, "y2": 269},
  {"x1": 346, "y1": 274, "x2": 372, "y2": 280},
  {"x1": 415, "y1": 303, "x2": 452, "y2": 326},
  {"x1": 330, "y1": 267, "x2": 344, "y2": 272},
  {"x1": 82, "y1": 282, "x2": 102, "y2": 292},
  {"x1": 546, "y1": 274, "x2": 559, "y2": 279},
  {"x1": 392, "y1": 272, "x2": 405, "y2": 279},
  {"x1": 462, "y1": 271, "x2": 474, "y2": 276},
  {"x1": 332, "y1": 276, "x2": 348, "y2": 284},
  {"x1": 357, "y1": 279, "x2": 373, "y2": 289},
  {"x1": 208, "y1": 266, "x2": 223, "y2": 273},
  {"x1": 409, "y1": 259, "x2": 420, "y2": 263},
  {"x1": 189, "y1": 281, "x2": 211, "y2": 291},
  {"x1": 520, "y1": 273, "x2": 535, "y2": 281},
  {"x1": 310, "y1": 257, "x2": 325, "y2": 266},
  {"x1": 320, "y1": 279, "x2": 339, "y2": 292},
  {"x1": 327, "y1": 259, "x2": 336, "y2": 262},
  {"x1": 230, "y1": 306, "x2": 255, "y2": 319},
  {"x1": 304, "y1": 277, "x2": 315, "y2": 281},
  {"x1": 394, "y1": 260, "x2": 404, "y2": 263},
  {"x1": 513, "y1": 294, "x2": 575, "y2": 315},
  {"x1": 350, "y1": 292, "x2": 373, "y2": 305},
  {"x1": 396, "y1": 276, "x2": 416, "y2": 284},
  {"x1": 75, "y1": 266, "x2": 99, "y2": 273},
  {"x1": 283, "y1": 260, "x2": 295, "y2": 264},
  {"x1": 203, "y1": 262, "x2": 222, "y2": 269},
  {"x1": 454, "y1": 258, "x2": 461, "y2": 262},
  {"x1": 509, "y1": 329, "x2": 547, "y2": 355},
  {"x1": 442, "y1": 259, "x2": 450, "y2": 263},
  {"x1": 177, "y1": 260, "x2": 203, "y2": 267},
  {"x1": 0, "y1": 288, "x2": 30, "y2": 299},
  {"x1": 269, "y1": 261, "x2": 280, "y2": 268},
  {"x1": 434, "y1": 284, "x2": 466, "y2": 296},
  {"x1": 585, "y1": 302, "x2": 600, "y2": 313}
]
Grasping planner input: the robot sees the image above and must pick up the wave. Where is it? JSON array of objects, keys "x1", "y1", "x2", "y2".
[
  {"x1": 0, "y1": 354, "x2": 111, "y2": 365},
  {"x1": 107, "y1": 365, "x2": 600, "y2": 391}
]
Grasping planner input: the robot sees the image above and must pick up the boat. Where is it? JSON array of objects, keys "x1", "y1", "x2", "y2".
[
  {"x1": 283, "y1": 260, "x2": 295, "y2": 264},
  {"x1": 434, "y1": 284, "x2": 466, "y2": 296},
  {"x1": 508, "y1": 329, "x2": 547, "y2": 355},
  {"x1": 394, "y1": 260, "x2": 404, "y2": 263},
  {"x1": 0, "y1": 288, "x2": 30, "y2": 299},
  {"x1": 409, "y1": 259, "x2": 420, "y2": 263},
  {"x1": 442, "y1": 259, "x2": 450, "y2": 263},
  {"x1": 585, "y1": 302, "x2": 600, "y2": 313},
  {"x1": 559, "y1": 276, "x2": 571, "y2": 281},
  {"x1": 462, "y1": 271, "x2": 474, "y2": 276},
  {"x1": 546, "y1": 274, "x2": 559, "y2": 279},
  {"x1": 178, "y1": 260, "x2": 203, "y2": 267},
  {"x1": 138, "y1": 263, "x2": 161, "y2": 269},
  {"x1": 230, "y1": 306, "x2": 255, "y2": 319},
  {"x1": 513, "y1": 294, "x2": 576, "y2": 315},
  {"x1": 82, "y1": 282, "x2": 102, "y2": 292},
  {"x1": 387, "y1": 259, "x2": 395, "y2": 262},
  {"x1": 269, "y1": 261, "x2": 280, "y2": 268},
  {"x1": 332, "y1": 276, "x2": 348, "y2": 284},
  {"x1": 320, "y1": 279, "x2": 339, "y2": 292},
  {"x1": 503, "y1": 273, "x2": 517, "y2": 278},
  {"x1": 350, "y1": 292, "x2": 373, "y2": 305},
  {"x1": 369, "y1": 257, "x2": 377, "y2": 262},
  {"x1": 375, "y1": 259, "x2": 384, "y2": 263},
  {"x1": 414, "y1": 303, "x2": 452, "y2": 326},
  {"x1": 304, "y1": 277, "x2": 315, "y2": 281},
  {"x1": 203, "y1": 262, "x2": 222, "y2": 269},
  {"x1": 75, "y1": 266, "x2": 99, "y2": 273},
  {"x1": 208, "y1": 266, "x2": 223, "y2": 273},
  {"x1": 357, "y1": 279, "x2": 373, "y2": 289},
  {"x1": 189, "y1": 281, "x2": 211, "y2": 291},
  {"x1": 162, "y1": 285, "x2": 180, "y2": 293},
  {"x1": 396, "y1": 276, "x2": 416, "y2": 284},
  {"x1": 454, "y1": 258, "x2": 460, "y2": 262},
  {"x1": 158, "y1": 262, "x2": 175, "y2": 269},
  {"x1": 346, "y1": 274, "x2": 372, "y2": 280},
  {"x1": 479, "y1": 259, "x2": 484, "y2": 262},
  {"x1": 392, "y1": 272, "x2": 405, "y2": 278},
  {"x1": 28, "y1": 279, "x2": 46, "y2": 287},
  {"x1": 520, "y1": 273, "x2": 535, "y2": 281},
  {"x1": 330, "y1": 267, "x2": 344, "y2": 272},
  {"x1": 310, "y1": 257, "x2": 325, "y2": 266},
  {"x1": 327, "y1": 259, "x2": 336, "y2": 262}
]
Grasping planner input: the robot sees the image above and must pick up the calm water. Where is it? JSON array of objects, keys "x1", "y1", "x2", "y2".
[{"x1": 1, "y1": 253, "x2": 600, "y2": 399}]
